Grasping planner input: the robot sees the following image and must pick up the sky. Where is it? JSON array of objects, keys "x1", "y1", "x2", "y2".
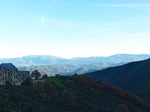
[{"x1": 0, "y1": 0, "x2": 150, "y2": 59}]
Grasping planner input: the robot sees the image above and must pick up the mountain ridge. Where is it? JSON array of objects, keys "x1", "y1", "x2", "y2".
[
  {"x1": 85, "y1": 58, "x2": 150, "y2": 91},
  {"x1": 1, "y1": 54, "x2": 150, "y2": 76},
  {"x1": 0, "y1": 54, "x2": 149, "y2": 67}
]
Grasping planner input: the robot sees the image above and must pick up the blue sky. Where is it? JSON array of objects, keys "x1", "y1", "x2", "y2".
[{"x1": 0, "y1": 0, "x2": 150, "y2": 58}]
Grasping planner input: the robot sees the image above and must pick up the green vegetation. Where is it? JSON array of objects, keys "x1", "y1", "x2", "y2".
[
  {"x1": 0, "y1": 75, "x2": 149, "y2": 112},
  {"x1": 131, "y1": 80, "x2": 150, "y2": 103},
  {"x1": 43, "y1": 76, "x2": 66, "y2": 89}
]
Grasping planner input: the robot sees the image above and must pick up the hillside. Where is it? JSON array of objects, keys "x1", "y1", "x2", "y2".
[
  {"x1": 85, "y1": 58, "x2": 150, "y2": 91},
  {"x1": 19, "y1": 66, "x2": 99, "y2": 76},
  {"x1": 0, "y1": 75, "x2": 149, "y2": 112},
  {"x1": 69, "y1": 67, "x2": 89, "y2": 75},
  {"x1": 131, "y1": 80, "x2": 150, "y2": 102}
]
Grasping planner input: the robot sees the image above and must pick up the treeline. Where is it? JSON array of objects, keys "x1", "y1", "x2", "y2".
[
  {"x1": 70, "y1": 75, "x2": 150, "y2": 111},
  {"x1": 96, "y1": 80, "x2": 150, "y2": 111},
  {"x1": 0, "y1": 75, "x2": 149, "y2": 112}
]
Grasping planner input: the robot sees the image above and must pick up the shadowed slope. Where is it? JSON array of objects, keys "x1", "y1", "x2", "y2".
[{"x1": 85, "y1": 58, "x2": 150, "y2": 91}]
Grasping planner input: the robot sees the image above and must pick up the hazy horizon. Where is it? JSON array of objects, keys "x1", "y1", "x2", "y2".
[
  {"x1": 0, "y1": 0, "x2": 150, "y2": 58},
  {"x1": 0, "y1": 53, "x2": 149, "y2": 59}
]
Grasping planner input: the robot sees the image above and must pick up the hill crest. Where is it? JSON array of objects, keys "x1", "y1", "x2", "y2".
[{"x1": 85, "y1": 58, "x2": 150, "y2": 91}]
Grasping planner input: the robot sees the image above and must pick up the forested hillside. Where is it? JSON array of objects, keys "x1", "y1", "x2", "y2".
[
  {"x1": 131, "y1": 80, "x2": 150, "y2": 103},
  {"x1": 85, "y1": 58, "x2": 150, "y2": 91},
  {"x1": 0, "y1": 75, "x2": 149, "y2": 112}
]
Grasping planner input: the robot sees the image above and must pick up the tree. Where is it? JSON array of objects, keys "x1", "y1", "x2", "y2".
[
  {"x1": 33, "y1": 81, "x2": 44, "y2": 93},
  {"x1": 65, "y1": 80, "x2": 73, "y2": 88},
  {"x1": 41, "y1": 74, "x2": 48, "y2": 79},
  {"x1": 31, "y1": 70, "x2": 41, "y2": 80},
  {"x1": 44, "y1": 80, "x2": 58, "y2": 98},
  {"x1": 115, "y1": 104, "x2": 128, "y2": 112},
  {"x1": 21, "y1": 76, "x2": 33, "y2": 86}
]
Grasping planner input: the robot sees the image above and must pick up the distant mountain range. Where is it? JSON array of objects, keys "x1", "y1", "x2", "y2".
[
  {"x1": 18, "y1": 66, "x2": 98, "y2": 76},
  {"x1": 71, "y1": 54, "x2": 150, "y2": 63},
  {"x1": 1, "y1": 54, "x2": 150, "y2": 76},
  {"x1": 0, "y1": 54, "x2": 149, "y2": 67},
  {"x1": 18, "y1": 65, "x2": 74, "y2": 76},
  {"x1": 66, "y1": 67, "x2": 98, "y2": 75},
  {"x1": 0, "y1": 55, "x2": 66, "y2": 66}
]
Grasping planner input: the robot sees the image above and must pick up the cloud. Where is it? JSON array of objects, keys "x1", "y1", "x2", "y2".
[{"x1": 95, "y1": 3, "x2": 150, "y2": 7}]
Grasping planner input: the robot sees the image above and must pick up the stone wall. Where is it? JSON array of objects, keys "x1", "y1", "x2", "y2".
[{"x1": 0, "y1": 68, "x2": 30, "y2": 85}]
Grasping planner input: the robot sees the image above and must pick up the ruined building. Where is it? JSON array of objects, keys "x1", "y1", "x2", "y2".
[{"x1": 0, "y1": 63, "x2": 30, "y2": 85}]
